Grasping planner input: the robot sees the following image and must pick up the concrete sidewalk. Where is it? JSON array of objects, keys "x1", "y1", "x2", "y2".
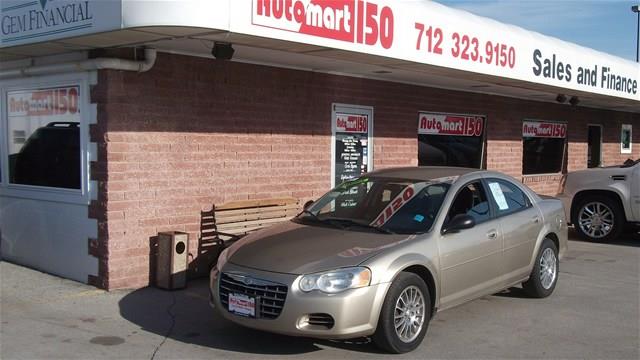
[{"x1": 1, "y1": 235, "x2": 639, "y2": 359}]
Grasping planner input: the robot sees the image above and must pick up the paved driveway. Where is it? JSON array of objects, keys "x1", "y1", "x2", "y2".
[{"x1": 1, "y1": 232, "x2": 638, "y2": 359}]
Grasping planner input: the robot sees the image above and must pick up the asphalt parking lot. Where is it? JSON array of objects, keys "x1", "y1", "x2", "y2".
[{"x1": 1, "y1": 230, "x2": 638, "y2": 360}]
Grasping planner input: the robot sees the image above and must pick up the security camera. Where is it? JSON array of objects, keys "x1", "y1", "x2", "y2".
[{"x1": 212, "y1": 42, "x2": 234, "y2": 60}]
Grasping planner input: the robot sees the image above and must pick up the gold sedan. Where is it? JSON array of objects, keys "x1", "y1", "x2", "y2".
[{"x1": 210, "y1": 167, "x2": 568, "y2": 353}]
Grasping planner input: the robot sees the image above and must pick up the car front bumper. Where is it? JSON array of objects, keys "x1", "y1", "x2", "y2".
[{"x1": 209, "y1": 262, "x2": 391, "y2": 339}]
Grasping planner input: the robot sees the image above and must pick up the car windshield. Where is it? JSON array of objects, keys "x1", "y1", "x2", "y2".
[{"x1": 296, "y1": 177, "x2": 453, "y2": 234}]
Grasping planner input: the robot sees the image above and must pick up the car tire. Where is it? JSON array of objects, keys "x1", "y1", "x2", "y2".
[
  {"x1": 372, "y1": 272, "x2": 430, "y2": 354},
  {"x1": 573, "y1": 195, "x2": 624, "y2": 242},
  {"x1": 523, "y1": 238, "x2": 559, "y2": 298}
]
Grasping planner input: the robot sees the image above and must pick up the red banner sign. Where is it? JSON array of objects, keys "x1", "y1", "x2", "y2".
[
  {"x1": 253, "y1": 0, "x2": 394, "y2": 49},
  {"x1": 336, "y1": 113, "x2": 368, "y2": 133},
  {"x1": 522, "y1": 121, "x2": 567, "y2": 138},
  {"x1": 418, "y1": 113, "x2": 484, "y2": 136}
]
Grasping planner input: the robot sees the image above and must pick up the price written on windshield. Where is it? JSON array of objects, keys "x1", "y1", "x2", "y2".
[{"x1": 414, "y1": 23, "x2": 516, "y2": 68}]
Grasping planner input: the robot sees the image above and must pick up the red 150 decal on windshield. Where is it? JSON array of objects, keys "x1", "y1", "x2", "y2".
[{"x1": 414, "y1": 23, "x2": 516, "y2": 68}]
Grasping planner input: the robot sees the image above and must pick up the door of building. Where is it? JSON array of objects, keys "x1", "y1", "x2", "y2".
[
  {"x1": 331, "y1": 104, "x2": 374, "y2": 188},
  {"x1": 587, "y1": 125, "x2": 602, "y2": 168}
]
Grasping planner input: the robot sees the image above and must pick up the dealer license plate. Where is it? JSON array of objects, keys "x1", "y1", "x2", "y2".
[{"x1": 228, "y1": 293, "x2": 256, "y2": 317}]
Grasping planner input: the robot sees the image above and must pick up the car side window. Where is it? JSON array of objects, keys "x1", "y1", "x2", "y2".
[
  {"x1": 446, "y1": 181, "x2": 492, "y2": 224},
  {"x1": 486, "y1": 179, "x2": 532, "y2": 216}
]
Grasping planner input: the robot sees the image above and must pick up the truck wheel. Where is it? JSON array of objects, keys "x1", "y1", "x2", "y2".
[
  {"x1": 523, "y1": 238, "x2": 559, "y2": 298},
  {"x1": 372, "y1": 273, "x2": 430, "y2": 354},
  {"x1": 573, "y1": 195, "x2": 624, "y2": 242}
]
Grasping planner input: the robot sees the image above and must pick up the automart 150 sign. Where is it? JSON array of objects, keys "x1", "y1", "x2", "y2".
[
  {"x1": 231, "y1": 0, "x2": 639, "y2": 101},
  {"x1": 0, "y1": 0, "x2": 119, "y2": 45},
  {"x1": 418, "y1": 112, "x2": 484, "y2": 136},
  {"x1": 522, "y1": 121, "x2": 567, "y2": 138}
]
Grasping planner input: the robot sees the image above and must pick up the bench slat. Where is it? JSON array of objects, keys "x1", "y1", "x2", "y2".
[
  {"x1": 215, "y1": 197, "x2": 298, "y2": 211},
  {"x1": 215, "y1": 203, "x2": 300, "y2": 218},
  {"x1": 216, "y1": 209, "x2": 300, "y2": 225},
  {"x1": 217, "y1": 216, "x2": 294, "y2": 232}
]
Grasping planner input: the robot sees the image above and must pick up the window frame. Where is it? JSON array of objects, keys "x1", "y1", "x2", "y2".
[
  {"x1": 621, "y1": 124, "x2": 632, "y2": 154},
  {"x1": 417, "y1": 111, "x2": 487, "y2": 169},
  {"x1": 521, "y1": 119, "x2": 567, "y2": 176},
  {"x1": 442, "y1": 179, "x2": 496, "y2": 229},
  {"x1": 0, "y1": 72, "x2": 91, "y2": 205},
  {"x1": 483, "y1": 178, "x2": 533, "y2": 219}
]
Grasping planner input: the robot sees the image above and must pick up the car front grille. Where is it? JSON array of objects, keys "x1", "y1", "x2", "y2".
[{"x1": 219, "y1": 272, "x2": 288, "y2": 319}]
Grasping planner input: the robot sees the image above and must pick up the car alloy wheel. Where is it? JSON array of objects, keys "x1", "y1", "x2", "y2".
[
  {"x1": 523, "y1": 238, "x2": 558, "y2": 298},
  {"x1": 578, "y1": 201, "x2": 614, "y2": 239},
  {"x1": 394, "y1": 285, "x2": 426, "y2": 343},
  {"x1": 539, "y1": 247, "x2": 557, "y2": 290}
]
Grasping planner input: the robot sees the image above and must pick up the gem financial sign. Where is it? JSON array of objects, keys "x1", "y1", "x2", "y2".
[{"x1": 1, "y1": 0, "x2": 119, "y2": 45}]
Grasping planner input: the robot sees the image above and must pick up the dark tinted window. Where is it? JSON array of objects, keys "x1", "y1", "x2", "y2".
[
  {"x1": 522, "y1": 137, "x2": 565, "y2": 174},
  {"x1": 447, "y1": 181, "x2": 491, "y2": 223},
  {"x1": 486, "y1": 179, "x2": 531, "y2": 216},
  {"x1": 418, "y1": 135, "x2": 483, "y2": 168},
  {"x1": 11, "y1": 123, "x2": 80, "y2": 189}
]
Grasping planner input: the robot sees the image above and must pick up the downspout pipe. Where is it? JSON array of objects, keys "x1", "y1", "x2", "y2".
[{"x1": 0, "y1": 48, "x2": 157, "y2": 80}]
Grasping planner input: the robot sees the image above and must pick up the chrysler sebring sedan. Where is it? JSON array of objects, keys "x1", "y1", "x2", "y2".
[{"x1": 210, "y1": 167, "x2": 567, "y2": 353}]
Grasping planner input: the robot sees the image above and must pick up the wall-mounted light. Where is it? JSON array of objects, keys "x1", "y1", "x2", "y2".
[
  {"x1": 556, "y1": 94, "x2": 567, "y2": 103},
  {"x1": 212, "y1": 42, "x2": 235, "y2": 60},
  {"x1": 569, "y1": 96, "x2": 580, "y2": 106}
]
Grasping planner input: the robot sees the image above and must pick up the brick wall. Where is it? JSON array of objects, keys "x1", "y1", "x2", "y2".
[{"x1": 90, "y1": 52, "x2": 640, "y2": 289}]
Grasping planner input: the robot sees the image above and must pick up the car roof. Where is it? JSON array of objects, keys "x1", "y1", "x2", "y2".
[{"x1": 366, "y1": 166, "x2": 484, "y2": 181}]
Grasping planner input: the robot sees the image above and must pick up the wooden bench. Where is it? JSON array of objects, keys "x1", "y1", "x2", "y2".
[{"x1": 191, "y1": 197, "x2": 301, "y2": 277}]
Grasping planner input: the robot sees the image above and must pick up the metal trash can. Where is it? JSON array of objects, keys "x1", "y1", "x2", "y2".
[{"x1": 156, "y1": 231, "x2": 188, "y2": 290}]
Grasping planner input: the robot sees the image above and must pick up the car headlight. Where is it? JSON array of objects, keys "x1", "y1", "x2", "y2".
[
  {"x1": 298, "y1": 267, "x2": 371, "y2": 294},
  {"x1": 216, "y1": 247, "x2": 230, "y2": 271}
]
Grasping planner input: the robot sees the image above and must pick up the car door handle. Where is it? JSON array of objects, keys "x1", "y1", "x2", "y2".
[
  {"x1": 487, "y1": 230, "x2": 497, "y2": 239},
  {"x1": 532, "y1": 216, "x2": 540, "y2": 223}
]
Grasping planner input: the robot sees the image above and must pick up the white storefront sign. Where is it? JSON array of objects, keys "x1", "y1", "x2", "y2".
[
  {"x1": 230, "y1": 0, "x2": 639, "y2": 101},
  {"x1": 0, "y1": 0, "x2": 121, "y2": 46},
  {"x1": 1, "y1": 1, "x2": 638, "y2": 102}
]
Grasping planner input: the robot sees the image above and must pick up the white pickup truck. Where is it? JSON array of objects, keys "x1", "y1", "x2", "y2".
[{"x1": 557, "y1": 159, "x2": 640, "y2": 242}]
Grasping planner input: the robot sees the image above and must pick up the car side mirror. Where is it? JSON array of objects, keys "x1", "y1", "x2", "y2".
[
  {"x1": 442, "y1": 214, "x2": 475, "y2": 235},
  {"x1": 303, "y1": 200, "x2": 314, "y2": 209}
]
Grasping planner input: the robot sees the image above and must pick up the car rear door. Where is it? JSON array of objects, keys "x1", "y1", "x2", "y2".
[
  {"x1": 484, "y1": 178, "x2": 543, "y2": 284},
  {"x1": 438, "y1": 180, "x2": 503, "y2": 308}
]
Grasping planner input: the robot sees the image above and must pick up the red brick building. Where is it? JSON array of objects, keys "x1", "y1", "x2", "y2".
[{"x1": 1, "y1": 1, "x2": 638, "y2": 289}]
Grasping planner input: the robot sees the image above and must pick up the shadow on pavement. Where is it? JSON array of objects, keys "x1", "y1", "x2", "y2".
[
  {"x1": 118, "y1": 279, "x2": 382, "y2": 355},
  {"x1": 567, "y1": 227, "x2": 640, "y2": 248}
]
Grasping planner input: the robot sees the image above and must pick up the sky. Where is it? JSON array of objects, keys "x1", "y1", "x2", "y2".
[{"x1": 436, "y1": 0, "x2": 639, "y2": 62}]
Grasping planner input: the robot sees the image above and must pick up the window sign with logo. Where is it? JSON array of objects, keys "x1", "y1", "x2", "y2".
[
  {"x1": 522, "y1": 120, "x2": 567, "y2": 175},
  {"x1": 621, "y1": 124, "x2": 632, "y2": 154},
  {"x1": 418, "y1": 112, "x2": 485, "y2": 168},
  {"x1": 331, "y1": 104, "x2": 373, "y2": 189},
  {"x1": 6, "y1": 85, "x2": 81, "y2": 189}
]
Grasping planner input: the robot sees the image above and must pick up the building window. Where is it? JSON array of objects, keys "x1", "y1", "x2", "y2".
[
  {"x1": 522, "y1": 120, "x2": 567, "y2": 175},
  {"x1": 621, "y1": 124, "x2": 632, "y2": 154},
  {"x1": 6, "y1": 86, "x2": 81, "y2": 189},
  {"x1": 418, "y1": 112, "x2": 485, "y2": 168}
]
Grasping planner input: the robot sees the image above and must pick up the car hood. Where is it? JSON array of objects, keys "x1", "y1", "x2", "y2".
[{"x1": 226, "y1": 220, "x2": 416, "y2": 275}]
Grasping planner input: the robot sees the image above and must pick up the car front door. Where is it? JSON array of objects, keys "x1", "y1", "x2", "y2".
[
  {"x1": 485, "y1": 178, "x2": 543, "y2": 284},
  {"x1": 438, "y1": 180, "x2": 503, "y2": 309}
]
